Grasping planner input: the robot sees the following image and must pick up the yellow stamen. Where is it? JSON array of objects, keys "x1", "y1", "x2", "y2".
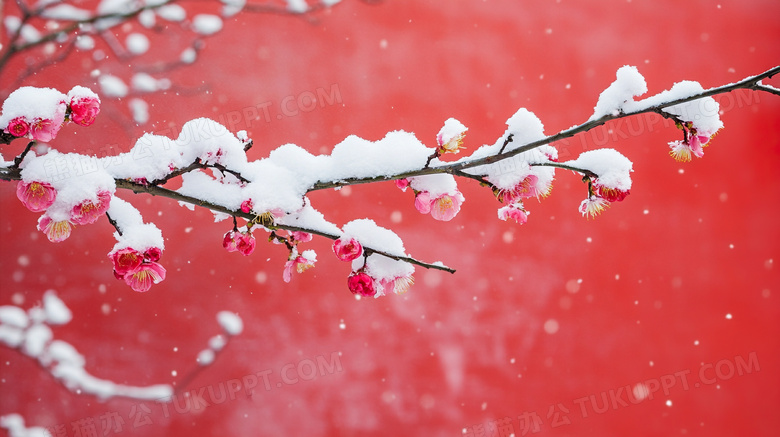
[
  {"x1": 393, "y1": 276, "x2": 415, "y2": 294},
  {"x1": 669, "y1": 147, "x2": 692, "y2": 162},
  {"x1": 46, "y1": 220, "x2": 72, "y2": 242},
  {"x1": 30, "y1": 183, "x2": 45, "y2": 195},
  {"x1": 433, "y1": 196, "x2": 454, "y2": 216},
  {"x1": 253, "y1": 211, "x2": 276, "y2": 228},
  {"x1": 296, "y1": 262, "x2": 314, "y2": 274}
]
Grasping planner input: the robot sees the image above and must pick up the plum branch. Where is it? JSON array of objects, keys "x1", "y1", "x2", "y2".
[
  {"x1": 0, "y1": 165, "x2": 455, "y2": 273},
  {"x1": 0, "y1": 0, "x2": 177, "y2": 72},
  {"x1": 0, "y1": 289, "x2": 245, "y2": 401},
  {"x1": 1, "y1": 64, "x2": 778, "y2": 295},
  {"x1": 0, "y1": 0, "x2": 376, "y2": 94},
  {"x1": 308, "y1": 64, "x2": 780, "y2": 190},
  {"x1": 113, "y1": 178, "x2": 457, "y2": 273}
]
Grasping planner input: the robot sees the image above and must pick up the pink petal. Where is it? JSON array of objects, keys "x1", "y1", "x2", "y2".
[
  {"x1": 283, "y1": 260, "x2": 294, "y2": 283},
  {"x1": 430, "y1": 193, "x2": 462, "y2": 221},
  {"x1": 124, "y1": 262, "x2": 166, "y2": 292},
  {"x1": 111, "y1": 248, "x2": 144, "y2": 276},
  {"x1": 37, "y1": 215, "x2": 72, "y2": 242},
  {"x1": 333, "y1": 238, "x2": 363, "y2": 262},
  {"x1": 17, "y1": 181, "x2": 57, "y2": 212},
  {"x1": 414, "y1": 191, "x2": 432, "y2": 214}
]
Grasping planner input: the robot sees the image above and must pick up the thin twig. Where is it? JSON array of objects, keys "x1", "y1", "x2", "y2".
[
  {"x1": 532, "y1": 162, "x2": 597, "y2": 179},
  {"x1": 133, "y1": 40, "x2": 205, "y2": 74},
  {"x1": 105, "y1": 212, "x2": 122, "y2": 236},
  {"x1": 150, "y1": 161, "x2": 202, "y2": 185},
  {"x1": 173, "y1": 333, "x2": 235, "y2": 395},
  {"x1": 424, "y1": 151, "x2": 439, "y2": 169},
  {"x1": 0, "y1": 0, "x2": 31, "y2": 71},
  {"x1": 754, "y1": 83, "x2": 780, "y2": 96},
  {"x1": 12, "y1": 141, "x2": 35, "y2": 168},
  {"x1": 497, "y1": 133, "x2": 514, "y2": 154},
  {"x1": 3, "y1": 40, "x2": 78, "y2": 96},
  {"x1": 211, "y1": 163, "x2": 251, "y2": 183},
  {"x1": 0, "y1": 132, "x2": 16, "y2": 145}
]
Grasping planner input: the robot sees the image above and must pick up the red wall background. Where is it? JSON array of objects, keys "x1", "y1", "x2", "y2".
[{"x1": 1, "y1": 0, "x2": 779, "y2": 435}]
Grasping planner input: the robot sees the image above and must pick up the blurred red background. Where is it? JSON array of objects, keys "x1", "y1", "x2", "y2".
[{"x1": 1, "y1": 1, "x2": 779, "y2": 436}]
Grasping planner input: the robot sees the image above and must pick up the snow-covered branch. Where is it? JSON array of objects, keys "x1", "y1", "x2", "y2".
[
  {"x1": 110, "y1": 177, "x2": 457, "y2": 274},
  {"x1": 1, "y1": 0, "x2": 178, "y2": 72},
  {"x1": 0, "y1": 0, "x2": 355, "y2": 72},
  {"x1": 0, "y1": 290, "x2": 172, "y2": 401},
  {"x1": 0, "y1": 0, "x2": 373, "y2": 130},
  {"x1": 1, "y1": 65, "x2": 778, "y2": 296},
  {"x1": 0, "y1": 291, "x2": 244, "y2": 401},
  {"x1": 305, "y1": 65, "x2": 780, "y2": 188},
  {"x1": 0, "y1": 0, "x2": 371, "y2": 121}
]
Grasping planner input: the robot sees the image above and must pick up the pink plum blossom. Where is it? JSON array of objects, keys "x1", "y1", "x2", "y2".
[
  {"x1": 689, "y1": 134, "x2": 708, "y2": 157},
  {"x1": 671, "y1": 120, "x2": 716, "y2": 162},
  {"x1": 69, "y1": 94, "x2": 101, "y2": 126},
  {"x1": 223, "y1": 230, "x2": 255, "y2": 256},
  {"x1": 414, "y1": 190, "x2": 465, "y2": 221},
  {"x1": 379, "y1": 274, "x2": 415, "y2": 296},
  {"x1": 395, "y1": 179, "x2": 410, "y2": 192},
  {"x1": 123, "y1": 262, "x2": 167, "y2": 292},
  {"x1": 595, "y1": 185, "x2": 629, "y2": 202},
  {"x1": 290, "y1": 231, "x2": 313, "y2": 243},
  {"x1": 495, "y1": 174, "x2": 548, "y2": 204},
  {"x1": 240, "y1": 199, "x2": 253, "y2": 213},
  {"x1": 436, "y1": 118, "x2": 467, "y2": 155},
  {"x1": 579, "y1": 197, "x2": 610, "y2": 219},
  {"x1": 144, "y1": 247, "x2": 162, "y2": 262},
  {"x1": 668, "y1": 140, "x2": 692, "y2": 162},
  {"x1": 436, "y1": 130, "x2": 465, "y2": 154},
  {"x1": 5, "y1": 117, "x2": 29, "y2": 137},
  {"x1": 70, "y1": 190, "x2": 112, "y2": 225},
  {"x1": 414, "y1": 191, "x2": 432, "y2": 214},
  {"x1": 430, "y1": 191, "x2": 464, "y2": 221},
  {"x1": 497, "y1": 203, "x2": 529, "y2": 224},
  {"x1": 16, "y1": 180, "x2": 57, "y2": 212},
  {"x1": 332, "y1": 237, "x2": 363, "y2": 262},
  {"x1": 37, "y1": 215, "x2": 73, "y2": 242},
  {"x1": 669, "y1": 135, "x2": 710, "y2": 162},
  {"x1": 592, "y1": 180, "x2": 630, "y2": 202},
  {"x1": 223, "y1": 231, "x2": 240, "y2": 252},
  {"x1": 283, "y1": 253, "x2": 316, "y2": 283},
  {"x1": 236, "y1": 233, "x2": 256, "y2": 256},
  {"x1": 111, "y1": 248, "x2": 144, "y2": 277},
  {"x1": 347, "y1": 271, "x2": 376, "y2": 297},
  {"x1": 109, "y1": 246, "x2": 167, "y2": 292},
  {"x1": 200, "y1": 148, "x2": 224, "y2": 165},
  {"x1": 30, "y1": 118, "x2": 62, "y2": 142},
  {"x1": 29, "y1": 102, "x2": 66, "y2": 142}
]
